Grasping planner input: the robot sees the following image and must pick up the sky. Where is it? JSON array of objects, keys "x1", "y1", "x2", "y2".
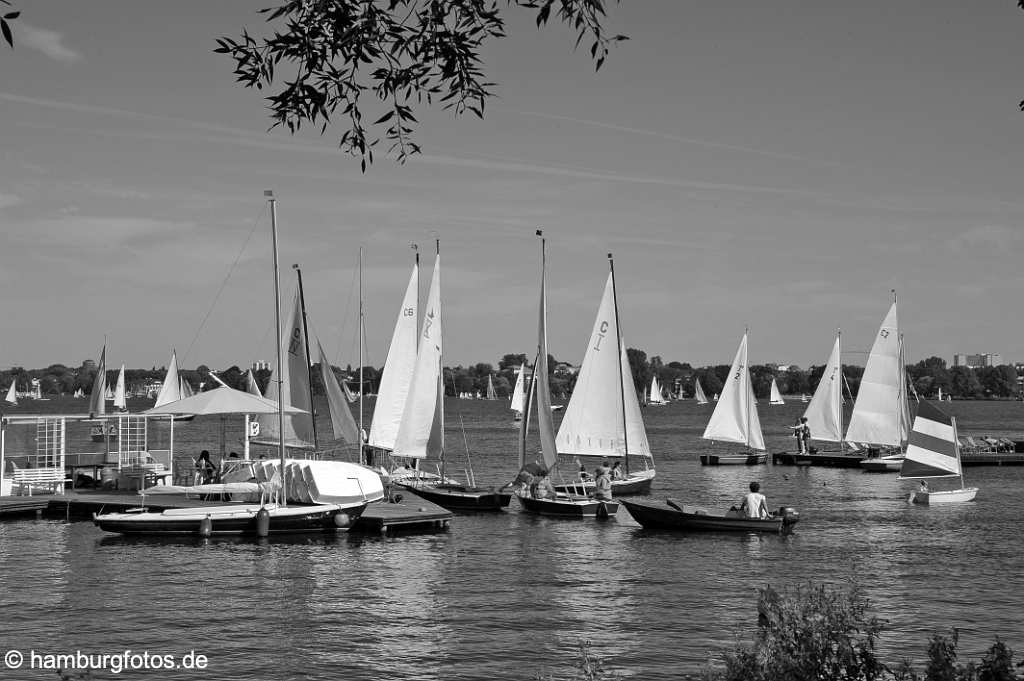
[{"x1": 2, "y1": 1, "x2": 1023, "y2": 372}]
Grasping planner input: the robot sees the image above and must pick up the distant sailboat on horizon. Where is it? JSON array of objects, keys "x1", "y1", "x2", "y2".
[
  {"x1": 647, "y1": 375, "x2": 668, "y2": 406},
  {"x1": 694, "y1": 378, "x2": 709, "y2": 405},
  {"x1": 769, "y1": 377, "x2": 785, "y2": 405}
]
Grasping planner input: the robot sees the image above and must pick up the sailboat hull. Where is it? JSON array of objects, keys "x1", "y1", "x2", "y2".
[
  {"x1": 860, "y1": 454, "x2": 904, "y2": 472},
  {"x1": 516, "y1": 492, "x2": 618, "y2": 518},
  {"x1": 555, "y1": 468, "x2": 655, "y2": 496},
  {"x1": 400, "y1": 483, "x2": 512, "y2": 512},
  {"x1": 700, "y1": 453, "x2": 767, "y2": 466},
  {"x1": 93, "y1": 503, "x2": 367, "y2": 536},
  {"x1": 913, "y1": 487, "x2": 978, "y2": 505},
  {"x1": 621, "y1": 499, "x2": 798, "y2": 533}
]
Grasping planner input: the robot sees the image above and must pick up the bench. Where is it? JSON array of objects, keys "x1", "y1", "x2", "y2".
[{"x1": 11, "y1": 467, "x2": 66, "y2": 496}]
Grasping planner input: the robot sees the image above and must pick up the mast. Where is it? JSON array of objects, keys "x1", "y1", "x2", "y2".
[
  {"x1": 952, "y1": 415, "x2": 965, "y2": 490},
  {"x1": 607, "y1": 252, "x2": 630, "y2": 476},
  {"x1": 412, "y1": 243, "x2": 420, "y2": 471},
  {"x1": 435, "y1": 239, "x2": 445, "y2": 484},
  {"x1": 358, "y1": 247, "x2": 364, "y2": 465},
  {"x1": 838, "y1": 328, "x2": 844, "y2": 453},
  {"x1": 744, "y1": 326, "x2": 750, "y2": 451},
  {"x1": 294, "y1": 264, "x2": 318, "y2": 450},
  {"x1": 266, "y1": 189, "x2": 286, "y2": 506}
]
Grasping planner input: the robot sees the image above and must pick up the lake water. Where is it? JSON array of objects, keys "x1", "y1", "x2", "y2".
[{"x1": 1, "y1": 397, "x2": 1023, "y2": 680}]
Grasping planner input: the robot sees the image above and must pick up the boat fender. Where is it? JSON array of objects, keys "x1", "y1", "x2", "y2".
[
  {"x1": 255, "y1": 507, "x2": 270, "y2": 537},
  {"x1": 333, "y1": 513, "x2": 350, "y2": 528},
  {"x1": 198, "y1": 515, "x2": 213, "y2": 538},
  {"x1": 777, "y1": 507, "x2": 799, "y2": 524},
  {"x1": 392, "y1": 493, "x2": 403, "y2": 504}
]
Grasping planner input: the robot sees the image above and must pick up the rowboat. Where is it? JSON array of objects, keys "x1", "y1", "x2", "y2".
[{"x1": 621, "y1": 498, "x2": 799, "y2": 533}]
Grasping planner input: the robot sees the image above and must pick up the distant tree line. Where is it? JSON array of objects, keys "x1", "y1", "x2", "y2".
[{"x1": 2, "y1": 353, "x2": 1020, "y2": 401}]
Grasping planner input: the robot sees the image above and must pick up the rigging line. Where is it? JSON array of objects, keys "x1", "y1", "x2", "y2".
[
  {"x1": 182, "y1": 204, "x2": 268, "y2": 365},
  {"x1": 332, "y1": 258, "x2": 360, "y2": 367}
]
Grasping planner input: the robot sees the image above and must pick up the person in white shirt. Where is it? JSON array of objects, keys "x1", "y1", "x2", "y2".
[{"x1": 739, "y1": 481, "x2": 769, "y2": 519}]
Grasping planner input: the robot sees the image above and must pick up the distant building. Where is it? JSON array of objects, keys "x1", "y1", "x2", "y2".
[
  {"x1": 252, "y1": 360, "x2": 270, "y2": 372},
  {"x1": 953, "y1": 353, "x2": 1002, "y2": 368}
]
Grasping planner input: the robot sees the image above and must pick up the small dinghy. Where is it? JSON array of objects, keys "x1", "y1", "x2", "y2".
[{"x1": 621, "y1": 498, "x2": 799, "y2": 533}]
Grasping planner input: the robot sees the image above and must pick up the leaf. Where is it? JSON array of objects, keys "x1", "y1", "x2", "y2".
[
  {"x1": 1, "y1": 19, "x2": 11, "y2": 48},
  {"x1": 4, "y1": 11, "x2": 19, "y2": 19}
]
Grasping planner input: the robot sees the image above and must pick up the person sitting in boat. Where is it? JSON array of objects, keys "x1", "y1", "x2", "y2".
[
  {"x1": 195, "y1": 450, "x2": 216, "y2": 484},
  {"x1": 610, "y1": 461, "x2": 625, "y2": 480},
  {"x1": 739, "y1": 481, "x2": 769, "y2": 519},
  {"x1": 574, "y1": 458, "x2": 591, "y2": 481},
  {"x1": 531, "y1": 470, "x2": 557, "y2": 500},
  {"x1": 591, "y1": 467, "x2": 613, "y2": 502}
]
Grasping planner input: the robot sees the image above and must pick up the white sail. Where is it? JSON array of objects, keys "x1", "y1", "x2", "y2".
[
  {"x1": 244, "y1": 369, "x2": 262, "y2": 397},
  {"x1": 556, "y1": 272, "x2": 651, "y2": 459},
  {"x1": 113, "y1": 364, "x2": 127, "y2": 411},
  {"x1": 154, "y1": 351, "x2": 185, "y2": 408},
  {"x1": 769, "y1": 378, "x2": 785, "y2": 405},
  {"x1": 533, "y1": 244, "x2": 559, "y2": 471},
  {"x1": 803, "y1": 333, "x2": 844, "y2": 443},
  {"x1": 317, "y1": 340, "x2": 361, "y2": 445},
  {"x1": 392, "y1": 254, "x2": 443, "y2": 460},
  {"x1": 4, "y1": 380, "x2": 16, "y2": 405},
  {"x1": 486, "y1": 375, "x2": 497, "y2": 400},
  {"x1": 694, "y1": 378, "x2": 708, "y2": 404},
  {"x1": 649, "y1": 375, "x2": 667, "y2": 405},
  {"x1": 88, "y1": 345, "x2": 106, "y2": 417},
  {"x1": 845, "y1": 301, "x2": 908, "y2": 447},
  {"x1": 702, "y1": 333, "x2": 765, "y2": 450},
  {"x1": 255, "y1": 290, "x2": 315, "y2": 448},
  {"x1": 368, "y1": 261, "x2": 419, "y2": 451},
  {"x1": 510, "y1": 363, "x2": 526, "y2": 414}
]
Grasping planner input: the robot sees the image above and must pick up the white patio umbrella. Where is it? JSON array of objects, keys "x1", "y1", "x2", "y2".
[{"x1": 143, "y1": 386, "x2": 307, "y2": 416}]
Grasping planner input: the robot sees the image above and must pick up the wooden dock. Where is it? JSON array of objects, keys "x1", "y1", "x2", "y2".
[
  {"x1": 772, "y1": 450, "x2": 1024, "y2": 467},
  {"x1": 354, "y1": 491, "x2": 453, "y2": 535},
  {"x1": 0, "y1": 497, "x2": 51, "y2": 518}
]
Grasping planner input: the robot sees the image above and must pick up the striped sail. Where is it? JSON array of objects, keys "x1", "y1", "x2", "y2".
[
  {"x1": 368, "y1": 261, "x2": 419, "y2": 451},
  {"x1": 899, "y1": 400, "x2": 961, "y2": 479},
  {"x1": 702, "y1": 333, "x2": 765, "y2": 450},
  {"x1": 803, "y1": 333, "x2": 843, "y2": 442},
  {"x1": 845, "y1": 301, "x2": 907, "y2": 447}
]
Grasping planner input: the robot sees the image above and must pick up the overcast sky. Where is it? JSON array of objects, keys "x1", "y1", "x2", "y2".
[{"x1": 2, "y1": 1, "x2": 1022, "y2": 372}]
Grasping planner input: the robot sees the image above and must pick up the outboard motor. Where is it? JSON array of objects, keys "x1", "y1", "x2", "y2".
[{"x1": 777, "y1": 507, "x2": 800, "y2": 527}]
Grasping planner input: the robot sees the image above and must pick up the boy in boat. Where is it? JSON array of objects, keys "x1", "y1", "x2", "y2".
[
  {"x1": 610, "y1": 461, "x2": 625, "y2": 480},
  {"x1": 530, "y1": 470, "x2": 557, "y2": 500},
  {"x1": 739, "y1": 481, "x2": 769, "y2": 519}
]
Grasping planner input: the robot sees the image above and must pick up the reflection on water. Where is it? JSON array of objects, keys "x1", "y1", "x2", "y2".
[{"x1": 1, "y1": 398, "x2": 1023, "y2": 678}]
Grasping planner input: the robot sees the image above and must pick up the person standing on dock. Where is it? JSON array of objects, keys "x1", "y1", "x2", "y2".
[{"x1": 790, "y1": 417, "x2": 810, "y2": 454}]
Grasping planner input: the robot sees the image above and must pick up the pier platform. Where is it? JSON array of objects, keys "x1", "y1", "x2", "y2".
[
  {"x1": 0, "y1": 489, "x2": 454, "y2": 535},
  {"x1": 354, "y1": 491, "x2": 453, "y2": 535}
]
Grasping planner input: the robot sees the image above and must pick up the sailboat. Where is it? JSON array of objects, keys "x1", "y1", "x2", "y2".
[
  {"x1": 86, "y1": 345, "x2": 118, "y2": 442},
  {"x1": 515, "y1": 235, "x2": 622, "y2": 517},
  {"x1": 367, "y1": 255, "x2": 420, "y2": 475},
  {"x1": 73, "y1": 388, "x2": 84, "y2": 399},
  {"x1": 252, "y1": 287, "x2": 316, "y2": 452},
  {"x1": 769, "y1": 378, "x2": 785, "y2": 405},
  {"x1": 899, "y1": 401, "x2": 977, "y2": 504},
  {"x1": 694, "y1": 378, "x2": 709, "y2": 405},
  {"x1": 800, "y1": 393, "x2": 809, "y2": 403},
  {"x1": 154, "y1": 350, "x2": 196, "y2": 421},
  {"x1": 699, "y1": 332, "x2": 767, "y2": 465},
  {"x1": 647, "y1": 375, "x2": 667, "y2": 406},
  {"x1": 4, "y1": 380, "x2": 16, "y2": 406},
  {"x1": 113, "y1": 364, "x2": 127, "y2": 412},
  {"x1": 392, "y1": 244, "x2": 511, "y2": 511},
  {"x1": 792, "y1": 330, "x2": 845, "y2": 464},
  {"x1": 485, "y1": 375, "x2": 498, "y2": 400},
  {"x1": 854, "y1": 294, "x2": 912, "y2": 472},
  {"x1": 95, "y1": 191, "x2": 382, "y2": 537},
  {"x1": 510, "y1": 363, "x2": 526, "y2": 422}
]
